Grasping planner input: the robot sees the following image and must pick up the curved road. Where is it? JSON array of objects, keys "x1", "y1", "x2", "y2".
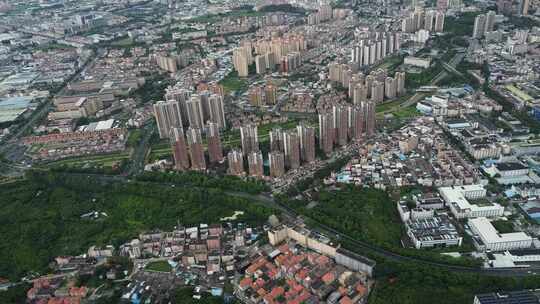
[
  {"x1": 18, "y1": 170, "x2": 540, "y2": 278},
  {"x1": 238, "y1": 191, "x2": 536, "y2": 277}
]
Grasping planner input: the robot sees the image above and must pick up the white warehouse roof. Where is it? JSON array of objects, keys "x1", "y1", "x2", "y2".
[{"x1": 469, "y1": 217, "x2": 532, "y2": 244}]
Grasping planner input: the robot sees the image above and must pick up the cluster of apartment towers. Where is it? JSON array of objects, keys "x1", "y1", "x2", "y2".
[
  {"x1": 226, "y1": 100, "x2": 376, "y2": 179},
  {"x1": 401, "y1": 8, "x2": 446, "y2": 33},
  {"x1": 232, "y1": 35, "x2": 307, "y2": 77},
  {"x1": 329, "y1": 64, "x2": 406, "y2": 104},
  {"x1": 152, "y1": 92, "x2": 377, "y2": 178},
  {"x1": 153, "y1": 89, "x2": 226, "y2": 172},
  {"x1": 350, "y1": 31, "x2": 403, "y2": 67}
]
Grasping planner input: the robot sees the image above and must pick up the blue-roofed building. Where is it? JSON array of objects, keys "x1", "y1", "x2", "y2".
[
  {"x1": 504, "y1": 189, "x2": 517, "y2": 198},
  {"x1": 533, "y1": 107, "x2": 540, "y2": 122},
  {"x1": 336, "y1": 173, "x2": 351, "y2": 183},
  {"x1": 0, "y1": 96, "x2": 33, "y2": 109},
  {"x1": 416, "y1": 101, "x2": 433, "y2": 115},
  {"x1": 0, "y1": 96, "x2": 35, "y2": 123},
  {"x1": 518, "y1": 200, "x2": 540, "y2": 224},
  {"x1": 211, "y1": 287, "x2": 223, "y2": 297},
  {"x1": 131, "y1": 292, "x2": 141, "y2": 304}
]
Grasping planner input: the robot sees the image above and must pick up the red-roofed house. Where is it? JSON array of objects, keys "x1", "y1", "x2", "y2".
[
  {"x1": 356, "y1": 283, "x2": 367, "y2": 298},
  {"x1": 295, "y1": 268, "x2": 308, "y2": 281},
  {"x1": 47, "y1": 298, "x2": 81, "y2": 304},
  {"x1": 69, "y1": 286, "x2": 88, "y2": 298},
  {"x1": 340, "y1": 296, "x2": 354, "y2": 304},
  {"x1": 255, "y1": 277, "x2": 266, "y2": 288},
  {"x1": 295, "y1": 290, "x2": 312, "y2": 303},
  {"x1": 278, "y1": 244, "x2": 290, "y2": 253},
  {"x1": 316, "y1": 255, "x2": 330, "y2": 266},
  {"x1": 322, "y1": 271, "x2": 335, "y2": 284},
  {"x1": 239, "y1": 277, "x2": 252, "y2": 291},
  {"x1": 263, "y1": 286, "x2": 285, "y2": 304},
  {"x1": 246, "y1": 257, "x2": 268, "y2": 275}
]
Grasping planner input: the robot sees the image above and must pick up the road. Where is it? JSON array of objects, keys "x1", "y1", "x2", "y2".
[
  {"x1": 398, "y1": 52, "x2": 465, "y2": 109},
  {"x1": 126, "y1": 124, "x2": 156, "y2": 175},
  {"x1": 250, "y1": 191, "x2": 540, "y2": 277},
  {"x1": 36, "y1": 170, "x2": 540, "y2": 277},
  {"x1": 0, "y1": 50, "x2": 98, "y2": 157}
]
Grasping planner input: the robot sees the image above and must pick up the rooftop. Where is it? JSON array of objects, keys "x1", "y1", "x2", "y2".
[
  {"x1": 475, "y1": 290, "x2": 540, "y2": 304},
  {"x1": 407, "y1": 215, "x2": 461, "y2": 243},
  {"x1": 469, "y1": 217, "x2": 532, "y2": 245},
  {"x1": 495, "y1": 162, "x2": 528, "y2": 172}
]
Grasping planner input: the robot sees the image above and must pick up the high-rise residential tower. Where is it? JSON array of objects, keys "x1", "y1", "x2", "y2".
[
  {"x1": 319, "y1": 113, "x2": 334, "y2": 155},
  {"x1": 154, "y1": 100, "x2": 183, "y2": 139},
  {"x1": 164, "y1": 88, "x2": 190, "y2": 123},
  {"x1": 348, "y1": 106, "x2": 364, "y2": 141},
  {"x1": 363, "y1": 101, "x2": 376, "y2": 137},
  {"x1": 519, "y1": 0, "x2": 530, "y2": 15},
  {"x1": 385, "y1": 77, "x2": 397, "y2": 99},
  {"x1": 473, "y1": 14, "x2": 486, "y2": 39},
  {"x1": 269, "y1": 128, "x2": 284, "y2": 152},
  {"x1": 207, "y1": 94, "x2": 226, "y2": 129},
  {"x1": 297, "y1": 124, "x2": 316, "y2": 164},
  {"x1": 247, "y1": 151, "x2": 264, "y2": 177},
  {"x1": 395, "y1": 72, "x2": 406, "y2": 96},
  {"x1": 485, "y1": 10, "x2": 496, "y2": 32},
  {"x1": 170, "y1": 127, "x2": 190, "y2": 171},
  {"x1": 434, "y1": 11, "x2": 445, "y2": 32},
  {"x1": 186, "y1": 95, "x2": 205, "y2": 129},
  {"x1": 333, "y1": 105, "x2": 349, "y2": 146},
  {"x1": 240, "y1": 124, "x2": 259, "y2": 154},
  {"x1": 268, "y1": 151, "x2": 285, "y2": 178},
  {"x1": 283, "y1": 131, "x2": 301, "y2": 170},
  {"x1": 233, "y1": 46, "x2": 251, "y2": 77},
  {"x1": 186, "y1": 127, "x2": 206, "y2": 170},
  {"x1": 227, "y1": 149, "x2": 244, "y2": 176},
  {"x1": 371, "y1": 81, "x2": 385, "y2": 103},
  {"x1": 206, "y1": 122, "x2": 223, "y2": 164}
]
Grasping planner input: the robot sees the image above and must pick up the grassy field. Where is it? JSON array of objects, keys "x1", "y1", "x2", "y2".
[
  {"x1": 372, "y1": 55, "x2": 404, "y2": 73},
  {"x1": 375, "y1": 94, "x2": 419, "y2": 119},
  {"x1": 145, "y1": 260, "x2": 172, "y2": 272},
  {"x1": 406, "y1": 63, "x2": 443, "y2": 89},
  {"x1": 110, "y1": 37, "x2": 135, "y2": 47},
  {"x1": 376, "y1": 100, "x2": 402, "y2": 113},
  {"x1": 219, "y1": 71, "x2": 248, "y2": 94},
  {"x1": 392, "y1": 106, "x2": 420, "y2": 119},
  {"x1": 45, "y1": 152, "x2": 131, "y2": 167}
]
